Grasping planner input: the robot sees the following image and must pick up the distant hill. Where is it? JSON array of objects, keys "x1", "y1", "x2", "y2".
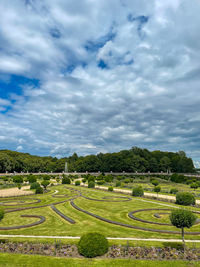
[{"x1": 0, "y1": 147, "x2": 195, "y2": 173}]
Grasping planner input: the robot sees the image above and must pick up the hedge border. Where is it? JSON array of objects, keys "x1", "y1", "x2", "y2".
[{"x1": 51, "y1": 204, "x2": 75, "y2": 224}]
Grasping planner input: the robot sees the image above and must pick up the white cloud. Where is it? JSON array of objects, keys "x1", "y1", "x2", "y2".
[{"x1": 0, "y1": 0, "x2": 199, "y2": 162}]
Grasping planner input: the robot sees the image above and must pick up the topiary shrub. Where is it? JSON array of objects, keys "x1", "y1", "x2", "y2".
[
  {"x1": 78, "y1": 232, "x2": 108, "y2": 258},
  {"x1": 132, "y1": 186, "x2": 144, "y2": 197},
  {"x1": 108, "y1": 186, "x2": 113, "y2": 191},
  {"x1": 176, "y1": 192, "x2": 195, "y2": 206},
  {"x1": 170, "y1": 188, "x2": 179, "y2": 194},
  {"x1": 97, "y1": 180, "x2": 105, "y2": 185},
  {"x1": 35, "y1": 186, "x2": 43, "y2": 194},
  {"x1": 0, "y1": 208, "x2": 4, "y2": 221},
  {"x1": 30, "y1": 182, "x2": 41, "y2": 190},
  {"x1": 62, "y1": 177, "x2": 71, "y2": 184},
  {"x1": 75, "y1": 180, "x2": 80, "y2": 186},
  {"x1": 88, "y1": 181, "x2": 95, "y2": 188},
  {"x1": 115, "y1": 181, "x2": 121, "y2": 187}
]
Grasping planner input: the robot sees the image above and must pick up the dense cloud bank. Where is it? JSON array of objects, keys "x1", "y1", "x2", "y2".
[{"x1": 0, "y1": 1, "x2": 200, "y2": 165}]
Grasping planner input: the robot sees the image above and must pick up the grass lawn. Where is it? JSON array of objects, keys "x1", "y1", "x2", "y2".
[
  {"x1": 0, "y1": 253, "x2": 200, "y2": 267},
  {"x1": 0, "y1": 184, "x2": 200, "y2": 241}
]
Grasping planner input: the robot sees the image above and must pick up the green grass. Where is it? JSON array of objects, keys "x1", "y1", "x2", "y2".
[
  {"x1": 0, "y1": 184, "x2": 200, "y2": 241},
  {"x1": 0, "y1": 253, "x2": 200, "y2": 267}
]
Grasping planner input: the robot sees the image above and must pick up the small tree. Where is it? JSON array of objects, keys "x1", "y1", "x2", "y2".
[
  {"x1": 154, "y1": 185, "x2": 161, "y2": 197},
  {"x1": 132, "y1": 186, "x2": 144, "y2": 197},
  {"x1": 115, "y1": 181, "x2": 121, "y2": 187},
  {"x1": 82, "y1": 178, "x2": 87, "y2": 184},
  {"x1": 176, "y1": 192, "x2": 195, "y2": 206},
  {"x1": 170, "y1": 209, "x2": 197, "y2": 248},
  {"x1": 17, "y1": 183, "x2": 21, "y2": 190},
  {"x1": 170, "y1": 188, "x2": 179, "y2": 194},
  {"x1": 190, "y1": 182, "x2": 198, "y2": 190},
  {"x1": 88, "y1": 181, "x2": 95, "y2": 188},
  {"x1": 62, "y1": 177, "x2": 71, "y2": 184},
  {"x1": 41, "y1": 180, "x2": 50, "y2": 190},
  {"x1": 151, "y1": 179, "x2": 159, "y2": 187},
  {"x1": 35, "y1": 186, "x2": 43, "y2": 194},
  {"x1": 75, "y1": 180, "x2": 80, "y2": 186},
  {"x1": 30, "y1": 182, "x2": 40, "y2": 190},
  {"x1": 108, "y1": 186, "x2": 113, "y2": 191}
]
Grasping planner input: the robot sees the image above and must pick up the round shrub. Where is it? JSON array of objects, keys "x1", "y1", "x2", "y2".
[
  {"x1": 170, "y1": 188, "x2": 179, "y2": 194},
  {"x1": 154, "y1": 185, "x2": 161, "y2": 193},
  {"x1": 124, "y1": 179, "x2": 130, "y2": 184},
  {"x1": 62, "y1": 177, "x2": 71, "y2": 184},
  {"x1": 97, "y1": 180, "x2": 105, "y2": 185},
  {"x1": 108, "y1": 186, "x2": 113, "y2": 191},
  {"x1": 30, "y1": 182, "x2": 40, "y2": 190},
  {"x1": 75, "y1": 180, "x2": 80, "y2": 186},
  {"x1": 151, "y1": 179, "x2": 159, "y2": 186},
  {"x1": 78, "y1": 232, "x2": 108, "y2": 258},
  {"x1": 88, "y1": 181, "x2": 95, "y2": 188},
  {"x1": 132, "y1": 186, "x2": 144, "y2": 197},
  {"x1": 176, "y1": 192, "x2": 195, "y2": 206},
  {"x1": 0, "y1": 208, "x2": 4, "y2": 221},
  {"x1": 35, "y1": 186, "x2": 43, "y2": 194},
  {"x1": 115, "y1": 181, "x2": 121, "y2": 187}
]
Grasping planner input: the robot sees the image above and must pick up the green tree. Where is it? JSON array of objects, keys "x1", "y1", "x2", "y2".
[
  {"x1": 170, "y1": 209, "x2": 197, "y2": 248},
  {"x1": 151, "y1": 179, "x2": 159, "y2": 186},
  {"x1": 88, "y1": 181, "x2": 95, "y2": 188},
  {"x1": 190, "y1": 182, "x2": 198, "y2": 190},
  {"x1": 132, "y1": 186, "x2": 144, "y2": 197},
  {"x1": 41, "y1": 180, "x2": 50, "y2": 190},
  {"x1": 154, "y1": 185, "x2": 161, "y2": 196}
]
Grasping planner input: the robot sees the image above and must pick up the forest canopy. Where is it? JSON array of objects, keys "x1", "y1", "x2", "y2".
[{"x1": 0, "y1": 147, "x2": 194, "y2": 173}]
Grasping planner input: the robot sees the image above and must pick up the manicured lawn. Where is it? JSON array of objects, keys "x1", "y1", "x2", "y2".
[
  {"x1": 0, "y1": 253, "x2": 199, "y2": 267},
  {"x1": 0, "y1": 184, "x2": 199, "y2": 241}
]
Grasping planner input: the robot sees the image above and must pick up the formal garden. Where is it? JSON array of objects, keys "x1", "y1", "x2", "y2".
[{"x1": 0, "y1": 174, "x2": 200, "y2": 266}]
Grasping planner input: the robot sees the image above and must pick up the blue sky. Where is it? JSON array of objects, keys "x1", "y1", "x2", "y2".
[{"x1": 0, "y1": 0, "x2": 200, "y2": 167}]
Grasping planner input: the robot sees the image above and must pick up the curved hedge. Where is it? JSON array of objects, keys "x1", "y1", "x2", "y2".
[
  {"x1": 51, "y1": 205, "x2": 75, "y2": 224},
  {"x1": 0, "y1": 215, "x2": 45, "y2": 230},
  {"x1": 78, "y1": 232, "x2": 108, "y2": 258}
]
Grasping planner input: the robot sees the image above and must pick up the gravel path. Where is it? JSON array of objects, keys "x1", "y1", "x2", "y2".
[{"x1": 0, "y1": 234, "x2": 199, "y2": 242}]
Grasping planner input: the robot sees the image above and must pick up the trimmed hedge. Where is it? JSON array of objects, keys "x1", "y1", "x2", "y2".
[
  {"x1": 132, "y1": 186, "x2": 144, "y2": 197},
  {"x1": 35, "y1": 187, "x2": 43, "y2": 194},
  {"x1": 88, "y1": 181, "x2": 95, "y2": 188},
  {"x1": 176, "y1": 192, "x2": 195, "y2": 206},
  {"x1": 78, "y1": 232, "x2": 108, "y2": 258},
  {"x1": 30, "y1": 182, "x2": 40, "y2": 190},
  {"x1": 62, "y1": 177, "x2": 71, "y2": 184}
]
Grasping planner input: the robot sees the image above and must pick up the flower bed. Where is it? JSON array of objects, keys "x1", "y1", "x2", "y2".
[{"x1": 0, "y1": 241, "x2": 199, "y2": 260}]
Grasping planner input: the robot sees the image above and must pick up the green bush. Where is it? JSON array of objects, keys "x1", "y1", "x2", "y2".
[
  {"x1": 190, "y1": 182, "x2": 198, "y2": 190},
  {"x1": 151, "y1": 179, "x2": 159, "y2": 186},
  {"x1": 13, "y1": 176, "x2": 23, "y2": 184},
  {"x1": 88, "y1": 181, "x2": 95, "y2": 188},
  {"x1": 132, "y1": 186, "x2": 144, "y2": 197},
  {"x1": 154, "y1": 185, "x2": 161, "y2": 193},
  {"x1": 30, "y1": 182, "x2": 40, "y2": 190},
  {"x1": 78, "y1": 232, "x2": 108, "y2": 258},
  {"x1": 176, "y1": 192, "x2": 195, "y2": 206},
  {"x1": 0, "y1": 208, "x2": 4, "y2": 221},
  {"x1": 115, "y1": 181, "x2": 121, "y2": 187},
  {"x1": 124, "y1": 179, "x2": 130, "y2": 184},
  {"x1": 170, "y1": 188, "x2": 178, "y2": 194},
  {"x1": 97, "y1": 180, "x2": 105, "y2": 185},
  {"x1": 62, "y1": 177, "x2": 71, "y2": 184},
  {"x1": 75, "y1": 180, "x2": 80, "y2": 186},
  {"x1": 27, "y1": 175, "x2": 37, "y2": 183},
  {"x1": 108, "y1": 186, "x2": 113, "y2": 191},
  {"x1": 35, "y1": 186, "x2": 43, "y2": 194}
]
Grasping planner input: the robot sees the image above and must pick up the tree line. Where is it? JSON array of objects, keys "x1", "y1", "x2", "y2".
[{"x1": 0, "y1": 147, "x2": 195, "y2": 173}]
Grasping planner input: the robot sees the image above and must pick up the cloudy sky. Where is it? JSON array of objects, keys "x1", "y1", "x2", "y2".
[{"x1": 0, "y1": 0, "x2": 200, "y2": 165}]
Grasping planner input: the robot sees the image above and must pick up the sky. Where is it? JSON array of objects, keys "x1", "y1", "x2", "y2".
[{"x1": 0, "y1": 0, "x2": 200, "y2": 166}]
